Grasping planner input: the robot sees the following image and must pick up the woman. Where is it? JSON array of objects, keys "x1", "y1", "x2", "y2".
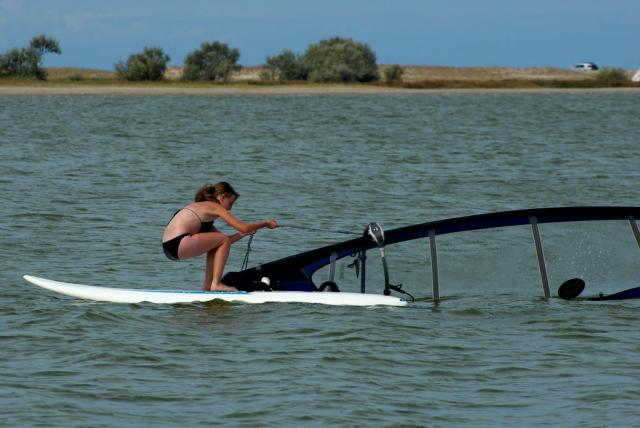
[{"x1": 162, "y1": 182, "x2": 278, "y2": 291}]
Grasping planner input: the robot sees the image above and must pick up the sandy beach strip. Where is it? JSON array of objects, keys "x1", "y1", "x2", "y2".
[{"x1": 1, "y1": 84, "x2": 639, "y2": 96}]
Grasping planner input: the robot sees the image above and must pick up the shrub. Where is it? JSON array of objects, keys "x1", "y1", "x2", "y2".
[
  {"x1": 115, "y1": 47, "x2": 170, "y2": 81},
  {"x1": 596, "y1": 67, "x2": 628, "y2": 82},
  {"x1": 0, "y1": 34, "x2": 61, "y2": 80},
  {"x1": 0, "y1": 48, "x2": 29, "y2": 77},
  {"x1": 262, "y1": 49, "x2": 306, "y2": 81},
  {"x1": 183, "y1": 41, "x2": 241, "y2": 82},
  {"x1": 301, "y1": 37, "x2": 379, "y2": 83},
  {"x1": 384, "y1": 65, "x2": 404, "y2": 83}
]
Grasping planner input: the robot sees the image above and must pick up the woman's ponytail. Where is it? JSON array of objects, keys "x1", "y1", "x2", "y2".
[{"x1": 194, "y1": 182, "x2": 239, "y2": 203}]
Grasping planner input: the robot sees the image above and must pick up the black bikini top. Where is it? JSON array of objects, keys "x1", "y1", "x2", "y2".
[{"x1": 172, "y1": 207, "x2": 215, "y2": 233}]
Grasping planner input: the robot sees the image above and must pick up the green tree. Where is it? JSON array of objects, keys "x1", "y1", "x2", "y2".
[
  {"x1": 183, "y1": 41, "x2": 241, "y2": 82},
  {"x1": 30, "y1": 35, "x2": 62, "y2": 59},
  {"x1": 0, "y1": 34, "x2": 61, "y2": 80},
  {"x1": 384, "y1": 65, "x2": 404, "y2": 83},
  {"x1": 262, "y1": 49, "x2": 306, "y2": 81},
  {"x1": 301, "y1": 37, "x2": 378, "y2": 83},
  {"x1": 115, "y1": 47, "x2": 170, "y2": 81}
]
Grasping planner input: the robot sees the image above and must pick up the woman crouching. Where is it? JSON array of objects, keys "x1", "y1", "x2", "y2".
[{"x1": 162, "y1": 182, "x2": 278, "y2": 291}]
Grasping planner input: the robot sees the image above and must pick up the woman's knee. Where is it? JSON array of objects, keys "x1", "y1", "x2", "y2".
[{"x1": 210, "y1": 235, "x2": 230, "y2": 252}]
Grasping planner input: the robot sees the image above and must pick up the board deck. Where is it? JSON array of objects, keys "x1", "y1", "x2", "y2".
[{"x1": 22, "y1": 275, "x2": 407, "y2": 307}]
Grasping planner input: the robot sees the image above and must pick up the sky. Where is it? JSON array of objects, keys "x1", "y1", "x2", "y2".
[{"x1": 1, "y1": 0, "x2": 638, "y2": 70}]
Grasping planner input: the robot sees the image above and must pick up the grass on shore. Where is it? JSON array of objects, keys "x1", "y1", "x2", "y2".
[
  {"x1": 1, "y1": 66, "x2": 638, "y2": 90},
  {"x1": 384, "y1": 78, "x2": 638, "y2": 90}
]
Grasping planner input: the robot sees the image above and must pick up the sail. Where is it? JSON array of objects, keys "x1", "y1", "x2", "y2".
[{"x1": 223, "y1": 206, "x2": 640, "y2": 292}]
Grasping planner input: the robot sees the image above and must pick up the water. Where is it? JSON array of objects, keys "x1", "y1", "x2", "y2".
[{"x1": 1, "y1": 92, "x2": 640, "y2": 427}]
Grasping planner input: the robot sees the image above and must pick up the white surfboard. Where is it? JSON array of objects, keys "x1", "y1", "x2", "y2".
[{"x1": 23, "y1": 275, "x2": 406, "y2": 307}]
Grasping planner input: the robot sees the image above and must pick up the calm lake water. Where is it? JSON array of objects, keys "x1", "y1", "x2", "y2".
[{"x1": 1, "y1": 92, "x2": 640, "y2": 427}]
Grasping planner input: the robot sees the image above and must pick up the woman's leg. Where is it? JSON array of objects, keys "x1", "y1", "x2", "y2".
[
  {"x1": 202, "y1": 240, "x2": 233, "y2": 291},
  {"x1": 177, "y1": 233, "x2": 236, "y2": 291},
  {"x1": 203, "y1": 251, "x2": 214, "y2": 291},
  {"x1": 209, "y1": 237, "x2": 231, "y2": 291}
]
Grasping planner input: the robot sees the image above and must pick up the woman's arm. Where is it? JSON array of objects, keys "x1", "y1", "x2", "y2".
[
  {"x1": 228, "y1": 231, "x2": 253, "y2": 244},
  {"x1": 207, "y1": 202, "x2": 278, "y2": 234}
]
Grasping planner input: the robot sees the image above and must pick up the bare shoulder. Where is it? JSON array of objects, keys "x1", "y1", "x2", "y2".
[{"x1": 196, "y1": 201, "x2": 224, "y2": 217}]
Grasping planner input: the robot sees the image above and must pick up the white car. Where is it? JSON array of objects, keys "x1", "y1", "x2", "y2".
[{"x1": 573, "y1": 62, "x2": 599, "y2": 71}]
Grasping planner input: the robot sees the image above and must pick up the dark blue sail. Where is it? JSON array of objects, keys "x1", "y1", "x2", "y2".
[{"x1": 223, "y1": 206, "x2": 640, "y2": 292}]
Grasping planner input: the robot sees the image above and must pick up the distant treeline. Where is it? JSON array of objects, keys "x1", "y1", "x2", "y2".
[
  {"x1": 0, "y1": 34, "x2": 404, "y2": 83},
  {"x1": 114, "y1": 37, "x2": 404, "y2": 83},
  {"x1": 0, "y1": 34, "x2": 632, "y2": 85}
]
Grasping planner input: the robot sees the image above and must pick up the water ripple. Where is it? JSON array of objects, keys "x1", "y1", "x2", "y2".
[{"x1": 2, "y1": 93, "x2": 640, "y2": 426}]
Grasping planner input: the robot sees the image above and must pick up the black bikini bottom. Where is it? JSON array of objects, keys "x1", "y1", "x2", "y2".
[{"x1": 162, "y1": 233, "x2": 190, "y2": 261}]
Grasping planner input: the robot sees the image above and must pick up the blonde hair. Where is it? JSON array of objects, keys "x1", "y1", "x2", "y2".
[{"x1": 194, "y1": 182, "x2": 239, "y2": 203}]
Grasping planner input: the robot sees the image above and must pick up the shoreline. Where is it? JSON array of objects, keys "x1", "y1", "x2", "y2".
[
  {"x1": 2, "y1": 84, "x2": 640, "y2": 96},
  {"x1": 1, "y1": 65, "x2": 637, "y2": 95}
]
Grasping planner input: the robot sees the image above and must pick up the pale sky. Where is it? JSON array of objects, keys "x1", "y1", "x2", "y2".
[{"x1": 1, "y1": 0, "x2": 638, "y2": 70}]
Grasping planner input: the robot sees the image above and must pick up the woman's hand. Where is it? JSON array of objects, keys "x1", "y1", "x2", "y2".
[{"x1": 265, "y1": 220, "x2": 279, "y2": 229}]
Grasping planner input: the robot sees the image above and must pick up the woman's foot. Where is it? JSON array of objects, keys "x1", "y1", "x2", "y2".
[{"x1": 209, "y1": 282, "x2": 238, "y2": 292}]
